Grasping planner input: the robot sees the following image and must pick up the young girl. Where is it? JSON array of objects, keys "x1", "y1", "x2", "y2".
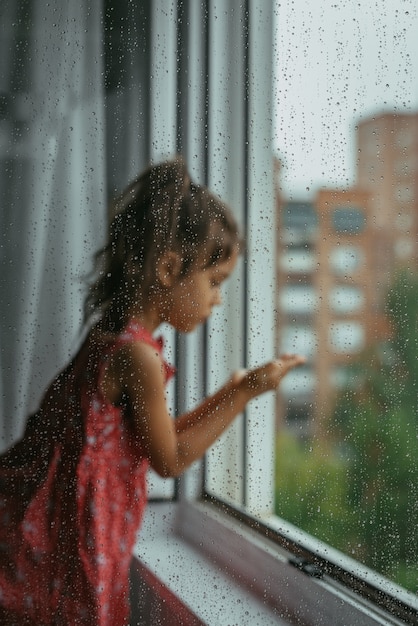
[{"x1": 0, "y1": 158, "x2": 305, "y2": 625}]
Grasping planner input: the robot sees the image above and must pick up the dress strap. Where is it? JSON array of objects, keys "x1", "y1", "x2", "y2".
[{"x1": 105, "y1": 320, "x2": 176, "y2": 382}]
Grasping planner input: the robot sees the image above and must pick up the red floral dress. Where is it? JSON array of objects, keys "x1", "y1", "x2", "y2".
[{"x1": 0, "y1": 320, "x2": 174, "y2": 625}]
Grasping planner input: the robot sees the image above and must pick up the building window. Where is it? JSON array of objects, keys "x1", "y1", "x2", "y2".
[
  {"x1": 394, "y1": 237, "x2": 415, "y2": 260},
  {"x1": 279, "y1": 248, "x2": 316, "y2": 273},
  {"x1": 280, "y1": 366, "x2": 316, "y2": 397},
  {"x1": 329, "y1": 321, "x2": 365, "y2": 353},
  {"x1": 395, "y1": 183, "x2": 415, "y2": 202},
  {"x1": 330, "y1": 245, "x2": 363, "y2": 275},
  {"x1": 330, "y1": 365, "x2": 358, "y2": 390},
  {"x1": 329, "y1": 285, "x2": 364, "y2": 314},
  {"x1": 395, "y1": 212, "x2": 414, "y2": 232},
  {"x1": 279, "y1": 285, "x2": 318, "y2": 315},
  {"x1": 332, "y1": 206, "x2": 366, "y2": 234},
  {"x1": 281, "y1": 325, "x2": 317, "y2": 357}
]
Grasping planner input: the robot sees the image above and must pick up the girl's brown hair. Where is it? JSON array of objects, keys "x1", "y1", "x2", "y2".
[{"x1": 84, "y1": 157, "x2": 242, "y2": 331}]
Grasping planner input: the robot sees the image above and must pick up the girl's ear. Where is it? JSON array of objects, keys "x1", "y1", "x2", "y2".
[{"x1": 156, "y1": 251, "x2": 182, "y2": 287}]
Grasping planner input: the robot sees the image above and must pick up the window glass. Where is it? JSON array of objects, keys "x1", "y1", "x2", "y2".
[{"x1": 273, "y1": 0, "x2": 418, "y2": 593}]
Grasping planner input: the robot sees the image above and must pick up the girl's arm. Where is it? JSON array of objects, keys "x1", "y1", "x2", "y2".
[{"x1": 120, "y1": 341, "x2": 305, "y2": 478}]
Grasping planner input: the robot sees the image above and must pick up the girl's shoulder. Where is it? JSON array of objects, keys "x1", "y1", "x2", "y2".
[
  {"x1": 88, "y1": 319, "x2": 161, "y2": 352},
  {"x1": 118, "y1": 320, "x2": 164, "y2": 352},
  {"x1": 90, "y1": 319, "x2": 175, "y2": 386},
  {"x1": 120, "y1": 320, "x2": 176, "y2": 382}
]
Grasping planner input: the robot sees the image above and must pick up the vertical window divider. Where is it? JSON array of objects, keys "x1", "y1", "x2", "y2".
[
  {"x1": 242, "y1": 0, "x2": 250, "y2": 511},
  {"x1": 174, "y1": 0, "x2": 190, "y2": 502},
  {"x1": 201, "y1": 0, "x2": 211, "y2": 501}
]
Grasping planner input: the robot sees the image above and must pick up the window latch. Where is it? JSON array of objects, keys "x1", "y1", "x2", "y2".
[{"x1": 289, "y1": 556, "x2": 324, "y2": 579}]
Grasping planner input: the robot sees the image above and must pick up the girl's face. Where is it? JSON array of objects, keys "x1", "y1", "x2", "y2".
[{"x1": 167, "y1": 247, "x2": 239, "y2": 333}]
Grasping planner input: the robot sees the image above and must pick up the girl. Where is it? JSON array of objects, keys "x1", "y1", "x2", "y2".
[{"x1": 0, "y1": 158, "x2": 305, "y2": 625}]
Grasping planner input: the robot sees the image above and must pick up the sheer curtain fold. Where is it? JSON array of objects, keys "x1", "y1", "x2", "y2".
[{"x1": 0, "y1": 1, "x2": 105, "y2": 449}]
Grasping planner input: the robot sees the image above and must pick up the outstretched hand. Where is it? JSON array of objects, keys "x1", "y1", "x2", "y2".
[{"x1": 232, "y1": 354, "x2": 307, "y2": 399}]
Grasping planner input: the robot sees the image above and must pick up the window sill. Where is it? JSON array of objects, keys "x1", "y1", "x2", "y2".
[
  {"x1": 133, "y1": 501, "x2": 285, "y2": 625},
  {"x1": 133, "y1": 500, "x2": 418, "y2": 625}
]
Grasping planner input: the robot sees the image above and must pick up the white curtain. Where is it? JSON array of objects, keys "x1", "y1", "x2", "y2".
[{"x1": 0, "y1": 1, "x2": 106, "y2": 449}]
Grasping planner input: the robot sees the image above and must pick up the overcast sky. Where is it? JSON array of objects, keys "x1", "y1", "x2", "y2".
[{"x1": 273, "y1": 0, "x2": 418, "y2": 199}]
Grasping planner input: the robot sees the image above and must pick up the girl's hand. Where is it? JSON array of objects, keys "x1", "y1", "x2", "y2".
[{"x1": 232, "y1": 354, "x2": 306, "y2": 399}]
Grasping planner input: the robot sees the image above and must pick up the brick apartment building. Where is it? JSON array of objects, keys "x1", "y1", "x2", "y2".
[
  {"x1": 357, "y1": 111, "x2": 418, "y2": 297},
  {"x1": 275, "y1": 111, "x2": 418, "y2": 438}
]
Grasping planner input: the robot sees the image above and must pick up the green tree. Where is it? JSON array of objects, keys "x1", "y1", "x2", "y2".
[
  {"x1": 275, "y1": 270, "x2": 418, "y2": 592},
  {"x1": 334, "y1": 269, "x2": 418, "y2": 590},
  {"x1": 275, "y1": 431, "x2": 352, "y2": 549}
]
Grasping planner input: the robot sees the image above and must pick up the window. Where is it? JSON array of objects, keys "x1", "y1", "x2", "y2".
[
  {"x1": 203, "y1": 0, "x2": 418, "y2": 619},
  {"x1": 331, "y1": 364, "x2": 358, "y2": 390},
  {"x1": 330, "y1": 245, "x2": 363, "y2": 275},
  {"x1": 271, "y1": 0, "x2": 418, "y2": 611},
  {"x1": 332, "y1": 206, "x2": 366, "y2": 234},
  {"x1": 395, "y1": 212, "x2": 414, "y2": 232},
  {"x1": 279, "y1": 249, "x2": 316, "y2": 273},
  {"x1": 395, "y1": 183, "x2": 415, "y2": 202},
  {"x1": 279, "y1": 285, "x2": 318, "y2": 315},
  {"x1": 329, "y1": 286, "x2": 364, "y2": 314},
  {"x1": 329, "y1": 321, "x2": 365, "y2": 353},
  {"x1": 279, "y1": 366, "x2": 316, "y2": 398},
  {"x1": 394, "y1": 237, "x2": 415, "y2": 261}
]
